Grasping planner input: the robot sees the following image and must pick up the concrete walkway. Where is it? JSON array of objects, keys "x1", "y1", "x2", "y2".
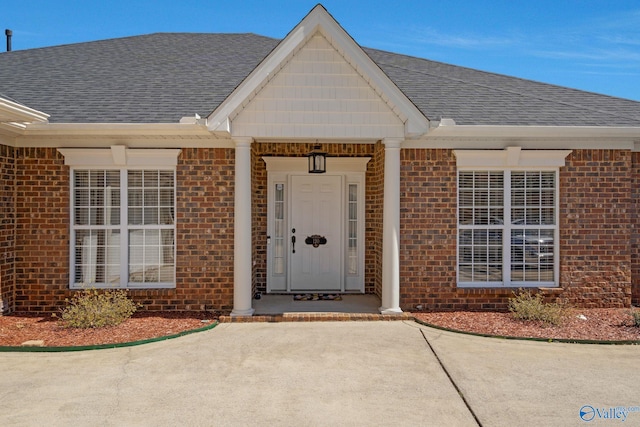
[{"x1": 1, "y1": 321, "x2": 639, "y2": 426}]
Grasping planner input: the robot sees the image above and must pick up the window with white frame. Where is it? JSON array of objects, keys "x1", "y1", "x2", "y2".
[
  {"x1": 72, "y1": 169, "x2": 176, "y2": 288},
  {"x1": 454, "y1": 148, "x2": 570, "y2": 287},
  {"x1": 61, "y1": 147, "x2": 181, "y2": 289},
  {"x1": 457, "y1": 169, "x2": 558, "y2": 287}
]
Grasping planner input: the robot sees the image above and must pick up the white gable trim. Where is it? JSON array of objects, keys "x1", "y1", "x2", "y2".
[
  {"x1": 453, "y1": 147, "x2": 572, "y2": 168},
  {"x1": 207, "y1": 5, "x2": 429, "y2": 139},
  {"x1": 0, "y1": 96, "x2": 49, "y2": 137}
]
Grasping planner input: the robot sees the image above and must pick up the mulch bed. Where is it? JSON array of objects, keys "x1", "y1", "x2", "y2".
[
  {"x1": 2, "y1": 308, "x2": 639, "y2": 348},
  {"x1": 413, "y1": 308, "x2": 640, "y2": 342},
  {"x1": 0, "y1": 311, "x2": 217, "y2": 347}
]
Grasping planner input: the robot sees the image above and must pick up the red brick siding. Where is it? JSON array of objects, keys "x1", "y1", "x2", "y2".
[
  {"x1": 398, "y1": 148, "x2": 632, "y2": 311},
  {"x1": 367, "y1": 142, "x2": 384, "y2": 296},
  {"x1": 12, "y1": 147, "x2": 237, "y2": 313},
  {"x1": 170, "y1": 148, "x2": 235, "y2": 312},
  {"x1": 633, "y1": 152, "x2": 640, "y2": 305},
  {"x1": 9, "y1": 145, "x2": 635, "y2": 312},
  {"x1": 0, "y1": 144, "x2": 16, "y2": 313},
  {"x1": 14, "y1": 148, "x2": 69, "y2": 312},
  {"x1": 559, "y1": 150, "x2": 631, "y2": 308},
  {"x1": 399, "y1": 149, "x2": 461, "y2": 310},
  {"x1": 251, "y1": 145, "x2": 267, "y2": 298}
]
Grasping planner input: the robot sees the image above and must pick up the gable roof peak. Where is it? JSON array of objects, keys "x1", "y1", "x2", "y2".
[{"x1": 207, "y1": 4, "x2": 429, "y2": 138}]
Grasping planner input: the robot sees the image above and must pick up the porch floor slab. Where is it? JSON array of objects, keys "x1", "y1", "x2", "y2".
[
  {"x1": 222, "y1": 294, "x2": 412, "y2": 322},
  {"x1": 253, "y1": 294, "x2": 380, "y2": 314}
]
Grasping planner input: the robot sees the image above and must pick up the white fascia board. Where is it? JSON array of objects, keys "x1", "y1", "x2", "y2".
[
  {"x1": 206, "y1": 4, "x2": 429, "y2": 138},
  {"x1": 426, "y1": 125, "x2": 640, "y2": 139},
  {"x1": 23, "y1": 122, "x2": 212, "y2": 137},
  {"x1": 402, "y1": 125, "x2": 640, "y2": 150},
  {"x1": 0, "y1": 97, "x2": 49, "y2": 123}
]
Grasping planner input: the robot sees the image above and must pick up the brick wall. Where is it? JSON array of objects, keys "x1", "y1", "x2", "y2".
[
  {"x1": 398, "y1": 148, "x2": 633, "y2": 311},
  {"x1": 0, "y1": 144, "x2": 15, "y2": 313},
  {"x1": 12, "y1": 147, "x2": 237, "y2": 313},
  {"x1": 559, "y1": 150, "x2": 631, "y2": 308},
  {"x1": 251, "y1": 144, "x2": 267, "y2": 297},
  {"x1": 632, "y1": 153, "x2": 640, "y2": 306},
  {"x1": 366, "y1": 142, "x2": 384, "y2": 296},
  {"x1": 14, "y1": 148, "x2": 69, "y2": 312},
  {"x1": 170, "y1": 148, "x2": 235, "y2": 312},
  {"x1": 399, "y1": 149, "x2": 461, "y2": 310},
  {"x1": 9, "y1": 145, "x2": 636, "y2": 312}
]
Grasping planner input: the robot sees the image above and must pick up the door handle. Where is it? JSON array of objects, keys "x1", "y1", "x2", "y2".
[{"x1": 291, "y1": 235, "x2": 296, "y2": 253}]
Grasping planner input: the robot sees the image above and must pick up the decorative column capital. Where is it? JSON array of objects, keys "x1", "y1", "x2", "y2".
[
  {"x1": 233, "y1": 137, "x2": 253, "y2": 148},
  {"x1": 382, "y1": 138, "x2": 403, "y2": 149}
]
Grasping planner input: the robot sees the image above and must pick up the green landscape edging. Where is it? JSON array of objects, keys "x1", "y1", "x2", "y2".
[
  {"x1": 0, "y1": 320, "x2": 218, "y2": 353},
  {"x1": 412, "y1": 317, "x2": 640, "y2": 345}
]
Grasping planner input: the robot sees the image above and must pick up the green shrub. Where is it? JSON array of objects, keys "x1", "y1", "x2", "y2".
[
  {"x1": 631, "y1": 310, "x2": 640, "y2": 327},
  {"x1": 508, "y1": 290, "x2": 566, "y2": 326},
  {"x1": 59, "y1": 289, "x2": 139, "y2": 328}
]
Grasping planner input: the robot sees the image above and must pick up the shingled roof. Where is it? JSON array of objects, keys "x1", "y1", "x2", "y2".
[{"x1": 1, "y1": 32, "x2": 640, "y2": 126}]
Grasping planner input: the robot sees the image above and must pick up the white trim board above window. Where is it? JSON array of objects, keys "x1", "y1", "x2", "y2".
[
  {"x1": 58, "y1": 147, "x2": 181, "y2": 167},
  {"x1": 453, "y1": 147, "x2": 572, "y2": 168}
]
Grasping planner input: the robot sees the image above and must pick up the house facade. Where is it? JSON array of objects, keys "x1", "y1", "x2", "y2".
[{"x1": 1, "y1": 5, "x2": 640, "y2": 315}]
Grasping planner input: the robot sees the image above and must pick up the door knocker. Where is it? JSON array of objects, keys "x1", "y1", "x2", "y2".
[{"x1": 305, "y1": 235, "x2": 327, "y2": 248}]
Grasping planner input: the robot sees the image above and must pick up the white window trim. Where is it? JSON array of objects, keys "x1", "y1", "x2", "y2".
[
  {"x1": 58, "y1": 147, "x2": 181, "y2": 167},
  {"x1": 454, "y1": 148, "x2": 571, "y2": 288},
  {"x1": 60, "y1": 148, "x2": 180, "y2": 290}
]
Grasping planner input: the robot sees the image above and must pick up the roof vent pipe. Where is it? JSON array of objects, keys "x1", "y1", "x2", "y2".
[{"x1": 5, "y1": 29, "x2": 12, "y2": 52}]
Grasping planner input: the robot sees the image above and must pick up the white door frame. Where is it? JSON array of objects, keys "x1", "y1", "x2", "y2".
[{"x1": 263, "y1": 156, "x2": 370, "y2": 293}]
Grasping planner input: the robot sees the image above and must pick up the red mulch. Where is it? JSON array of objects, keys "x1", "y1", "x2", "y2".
[
  {"x1": 0, "y1": 311, "x2": 217, "y2": 347},
  {"x1": 2, "y1": 308, "x2": 639, "y2": 347},
  {"x1": 413, "y1": 308, "x2": 640, "y2": 342}
]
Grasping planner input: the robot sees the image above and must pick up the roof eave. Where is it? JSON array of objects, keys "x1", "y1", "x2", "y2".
[{"x1": 426, "y1": 124, "x2": 640, "y2": 139}]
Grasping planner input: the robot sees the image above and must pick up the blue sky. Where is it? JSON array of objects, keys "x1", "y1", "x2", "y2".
[{"x1": 3, "y1": 1, "x2": 640, "y2": 101}]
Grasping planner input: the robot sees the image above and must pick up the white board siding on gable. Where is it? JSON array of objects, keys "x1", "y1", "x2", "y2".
[{"x1": 232, "y1": 33, "x2": 405, "y2": 139}]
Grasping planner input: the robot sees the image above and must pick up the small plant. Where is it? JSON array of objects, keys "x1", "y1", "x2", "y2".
[
  {"x1": 508, "y1": 289, "x2": 566, "y2": 326},
  {"x1": 59, "y1": 289, "x2": 139, "y2": 329},
  {"x1": 631, "y1": 309, "x2": 640, "y2": 327}
]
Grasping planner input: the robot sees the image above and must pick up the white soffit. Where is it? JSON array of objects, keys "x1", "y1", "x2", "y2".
[
  {"x1": 454, "y1": 147, "x2": 572, "y2": 168},
  {"x1": 207, "y1": 4, "x2": 429, "y2": 138}
]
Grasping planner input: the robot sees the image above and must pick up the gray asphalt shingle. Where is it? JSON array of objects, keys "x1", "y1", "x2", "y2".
[{"x1": 1, "y1": 32, "x2": 639, "y2": 126}]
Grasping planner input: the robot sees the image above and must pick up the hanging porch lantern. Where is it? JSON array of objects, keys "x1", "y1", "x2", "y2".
[{"x1": 307, "y1": 144, "x2": 327, "y2": 174}]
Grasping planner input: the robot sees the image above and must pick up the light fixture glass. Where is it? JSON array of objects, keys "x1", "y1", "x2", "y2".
[{"x1": 307, "y1": 144, "x2": 327, "y2": 174}]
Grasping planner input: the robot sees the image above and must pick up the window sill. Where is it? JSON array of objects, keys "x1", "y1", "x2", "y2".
[
  {"x1": 457, "y1": 283, "x2": 558, "y2": 289},
  {"x1": 71, "y1": 283, "x2": 176, "y2": 290}
]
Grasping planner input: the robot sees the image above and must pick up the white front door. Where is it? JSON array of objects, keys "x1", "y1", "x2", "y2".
[{"x1": 289, "y1": 174, "x2": 343, "y2": 291}]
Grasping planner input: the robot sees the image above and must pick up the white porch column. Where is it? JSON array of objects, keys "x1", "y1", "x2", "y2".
[
  {"x1": 380, "y1": 138, "x2": 403, "y2": 314},
  {"x1": 231, "y1": 137, "x2": 255, "y2": 316}
]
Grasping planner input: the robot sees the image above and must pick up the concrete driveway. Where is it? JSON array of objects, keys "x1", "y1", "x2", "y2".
[{"x1": 1, "y1": 321, "x2": 639, "y2": 426}]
